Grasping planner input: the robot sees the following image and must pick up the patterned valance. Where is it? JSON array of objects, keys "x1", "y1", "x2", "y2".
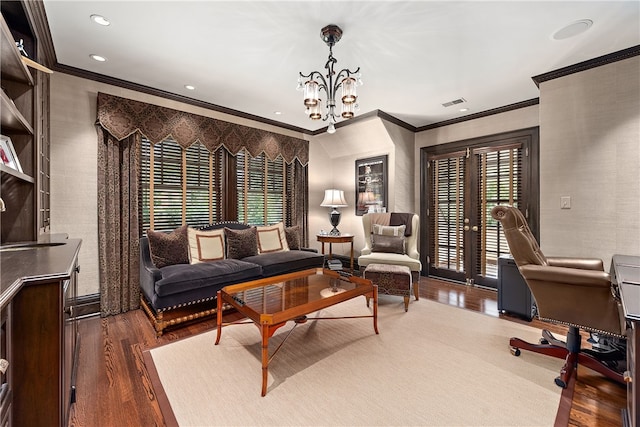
[{"x1": 96, "y1": 92, "x2": 309, "y2": 165}]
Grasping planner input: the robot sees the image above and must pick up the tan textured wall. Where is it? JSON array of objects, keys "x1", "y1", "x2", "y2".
[
  {"x1": 308, "y1": 117, "x2": 399, "y2": 257},
  {"x1": 539, "y1": 56, "x2": 640, "y2": 266}
]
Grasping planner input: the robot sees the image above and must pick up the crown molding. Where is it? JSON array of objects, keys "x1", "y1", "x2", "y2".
[
  {"x1": 532, "y1": 45, "x2": 640, "y2": 87},
  {"x1": 53, "y1": 63, "x2": 312, "y2": 135},
  {"x1": 415, "y1": 99, "x2": 540, "y2": 132},
  {"x1": 23, "y1": 0, "x2": 57, "y2": 68}
]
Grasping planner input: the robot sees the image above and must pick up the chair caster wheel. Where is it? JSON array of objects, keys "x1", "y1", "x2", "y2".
[
  {"x1": 510, "y1": 347, "x2": 521, "y2": 356},
  {"x1": 539, "y1": 338, "x2": 549, "y2": 345},
  {"x1": 554, "y1": 376, "x2": 567, "y2": 388}
]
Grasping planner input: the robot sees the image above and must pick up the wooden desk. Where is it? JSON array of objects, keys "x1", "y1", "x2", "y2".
[
  {"x1": 611, "y1": 254, "x2": 640, "y2": 427},
  {"x1": 317, "y1": 234, "x2": 354, "y2": 272}
]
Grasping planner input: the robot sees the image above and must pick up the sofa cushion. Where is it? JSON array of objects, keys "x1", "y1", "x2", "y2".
[
  {"x1": 225, "y1": 227, "x2": 258, "y2": 259},
  {"x1": 155, "y1": 259, "x2": 262, "y2": 297},
  {"x1": 256, "y1": 222, "x2": 289, "y2": 254},
  {"x1": 243, "y1": 250, "x2": 324, "y2": 277},
  {"x1": 147, "y1": 225, "x2": 190, "y2": 268},
  {"x1": 188, "y1": 227, "x2": 225, "y2": 263}
]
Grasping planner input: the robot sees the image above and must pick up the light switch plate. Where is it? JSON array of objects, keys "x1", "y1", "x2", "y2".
[{"x1": 561, "y1": 196, "x2": 571, "y2": 209}]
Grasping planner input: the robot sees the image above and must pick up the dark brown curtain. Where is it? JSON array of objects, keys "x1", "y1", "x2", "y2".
[
  {"x1": 96, "y1": 92, "x2": 309, "y2": 316},
  {"x1": 288, "y1": 160, "x2": 309, "y2": 246},
  {"x1": 97, "y1": 127, "x2": 141, "y2": 316},
  {"x1": 96, "y1": 92, "x2": 309, "y2": 166}
]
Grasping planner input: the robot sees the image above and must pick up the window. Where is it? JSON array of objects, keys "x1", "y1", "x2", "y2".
[
  {"x1": 140, "y1": 137, "x2": 224, "y2": 232},
  {"x1": 236, "y1": 149, "x2": 285, "y2": 226},
  {"x1": 140, "y1": 139, "x2": 296, "y2": 232}
]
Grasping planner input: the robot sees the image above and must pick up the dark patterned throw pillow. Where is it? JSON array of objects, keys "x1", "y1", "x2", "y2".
[
  {"x1": 371, "y1": 233, "x2": 406, "y2": 255},
  {"x1": 147, "y1": 225, "x2": 190, "y2": 268},
  {"x1": 225, "y1": 227, "x2": 258, "y2": 259},
  {"x1": 285, "y1": 225, "x2": 302, "y2": 250}
]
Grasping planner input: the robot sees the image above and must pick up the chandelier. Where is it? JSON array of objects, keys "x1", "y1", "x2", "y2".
[{"x1": 297, "y1": 24, "x2": 362, "y2": 134}]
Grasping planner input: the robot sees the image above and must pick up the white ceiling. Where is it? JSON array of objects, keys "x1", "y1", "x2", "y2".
[{"x1": 43, "y1": 1, "x2": 640, "y2": 133}]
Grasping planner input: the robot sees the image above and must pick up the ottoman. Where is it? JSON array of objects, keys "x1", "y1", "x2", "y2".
[{"x1": 364, "y1": 263, "x2": 416, "y2": 311}]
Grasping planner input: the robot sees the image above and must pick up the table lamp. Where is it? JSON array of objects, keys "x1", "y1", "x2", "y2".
[{"x1": 320, "y1": 189, "x2": 348, "y2": 236}]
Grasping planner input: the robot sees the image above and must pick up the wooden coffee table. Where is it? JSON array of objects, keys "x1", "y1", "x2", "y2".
[{"x1": 215, "y1": 268, "x2": 378, "y2": 396}]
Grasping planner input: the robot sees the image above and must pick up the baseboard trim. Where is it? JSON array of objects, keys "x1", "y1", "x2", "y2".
[{"x1": 73, "y1": 293, "x2": 101, "y2": 318}]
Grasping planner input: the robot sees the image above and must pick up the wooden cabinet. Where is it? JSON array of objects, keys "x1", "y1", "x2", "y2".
[
  {"x1": 1, "y1": 3, "x2": 50, "y2": 244},
  {"x1": 0, "y1": 304, "x2": 11, "y2": 426},
  {"x1": 1, "y1": 239, "x2": 81, "y2": 427}
]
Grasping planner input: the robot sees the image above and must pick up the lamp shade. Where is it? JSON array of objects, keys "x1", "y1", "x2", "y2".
[{"x1": 320, "y1": 189, "x2": 347, "y2": 207}]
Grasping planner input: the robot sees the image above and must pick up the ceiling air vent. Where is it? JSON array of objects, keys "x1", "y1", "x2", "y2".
[{"x1": 442, "y1": 98, "x2": 466, "y2": 108}]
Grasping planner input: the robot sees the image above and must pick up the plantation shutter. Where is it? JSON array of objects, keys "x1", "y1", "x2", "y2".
[
  {"x1": 430, "y1": 151, "x2": 466, "y2": 272},
  {"x1": 140, "y1": 137, "x2": 225, "y2": 231},
  {"x1": 476, "y1": 144, "x2": 523, "y2": 278},
  {"x1": 185, "y1": 142, "x2": 224, "y2": 227},
  {"x1": 236, "y1": 149, "x2": 285, "y2": 225}
]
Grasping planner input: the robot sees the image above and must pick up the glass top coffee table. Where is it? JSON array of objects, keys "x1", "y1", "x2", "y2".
[{"x1": 215, "y1": 268, "x2": 378, "y2": 396}]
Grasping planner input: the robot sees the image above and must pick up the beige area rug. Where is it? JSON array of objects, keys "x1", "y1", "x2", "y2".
[{"x1": 144, "y1": 296, "x2": 563, "y2": 426}]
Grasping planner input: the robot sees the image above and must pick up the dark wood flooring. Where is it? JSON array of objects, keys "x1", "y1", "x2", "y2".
[{"x1": 69, "y1": 276, "x2": 626, "y2": 427}]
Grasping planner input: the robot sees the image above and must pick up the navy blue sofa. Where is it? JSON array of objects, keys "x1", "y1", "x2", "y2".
[{"x1": 139, "y1": 221, "x2": 324, "y2": 335}]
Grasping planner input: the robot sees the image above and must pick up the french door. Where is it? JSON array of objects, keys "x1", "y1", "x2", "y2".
[{"x1": 421, "y1": 128, "x2": 539, "y2": 288}]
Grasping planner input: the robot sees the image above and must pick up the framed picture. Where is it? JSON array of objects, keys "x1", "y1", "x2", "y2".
[
  {"x1": 0, "y1": 134, "x2": 22, "y2": 173},
  {"x1": 355, "y1": 155, "x2": 387, "y2": 216}
]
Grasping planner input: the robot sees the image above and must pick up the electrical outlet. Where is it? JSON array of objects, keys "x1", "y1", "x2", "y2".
[{"x1": 561, "y1": 196, "x2": 571, "y2": 209}]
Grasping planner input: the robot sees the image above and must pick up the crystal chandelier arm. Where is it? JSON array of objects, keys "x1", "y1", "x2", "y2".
[
  {"x1": 332, "y1": 67, "x2": 361, "y2": 91},
  {"x1": 299, "y1": 70, "x2": 328, "y2": 93}
]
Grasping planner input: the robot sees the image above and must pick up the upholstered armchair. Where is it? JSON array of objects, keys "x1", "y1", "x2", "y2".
[
  {"x1": 491, "y1": 205, "x2": 626, "y2": 388},
  {"x1": 358, "y1": 213, "x2": 422, "y2": 283}
]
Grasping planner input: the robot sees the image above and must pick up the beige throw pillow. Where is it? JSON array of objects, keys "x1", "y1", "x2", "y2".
[
  {"x1": 372, "y1": 224, "x2": 406, "y2": 237},
  {"x1": 188, "y1": 227, "x2": 225, "y2": 263},
  {"x1": 256, "y1": 222, "x2": 290, "y2": 254}
]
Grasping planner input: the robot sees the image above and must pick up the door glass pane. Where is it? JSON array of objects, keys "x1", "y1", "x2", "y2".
[
  {"x1": 432, "y1": 156, "x2": 465, "y2": 272},
  {"x1": 476, "y1": 147, "x2": 522, "y2": 278}
]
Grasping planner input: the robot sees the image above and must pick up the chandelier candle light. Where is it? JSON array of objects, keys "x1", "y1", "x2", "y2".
[
  {"x1": 320, "y1": 189, "x2": 348, "y2": 236},
  {"x1": 298, "y1": 25, "x2": 362, "y2": 134}
]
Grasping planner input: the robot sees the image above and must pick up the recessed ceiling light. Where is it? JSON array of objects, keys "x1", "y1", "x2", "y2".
[
  {"x1": 90, "y1": 14, "x2": 110, "y2": 26},
  {"x1": 184, "y1": 85, "x2": 195, "y2": 90},
  {"x1": 274, "y1": 111, "x2": 282, "y2": 115},
  {"x1": 459, "y1": 108, "x2": 469, "y2": 112},
  {"x1": 90, "y1": 54, "x2": 107, "y2": 62},
  {"x1": 552, "y1": 19, "x2": 593, "y2": 40}
]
